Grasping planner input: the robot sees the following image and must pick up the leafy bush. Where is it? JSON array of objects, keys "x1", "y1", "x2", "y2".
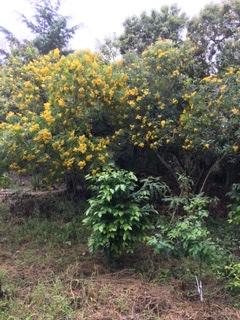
[
  {"x1": 139, "y1": 176, "x2": 170, "y2": 203},
  {"x1": 149, "y1": 193, "x2": 219, "y2": 273},
  {"x1": 83, "y1": 167, "x2": 155, "y2": 258},
  {"x1": 0, "y1": 173, "x2": 11, "y2": 189},
  {"x1": 228, "y1": 183, "x2": 240, "y2": 224},
  {"x1": 225, "y1": 263, "x2": 240, "y2": 294}
]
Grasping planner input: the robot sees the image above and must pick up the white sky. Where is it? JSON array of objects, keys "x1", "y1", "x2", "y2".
[{"x1": 0, "y1": 0, "x2": 222, "y2": 51}]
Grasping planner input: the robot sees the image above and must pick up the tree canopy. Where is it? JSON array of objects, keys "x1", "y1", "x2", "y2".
[
  {"x1": 187, "y1": 0, "x2": 240, "y2": 73},
  {"x1": 0, "y1": 0, "x2": 78, "y2": 59},
  {"x1": 118, "y1": 4, "x2": 187, "y2": 54}
]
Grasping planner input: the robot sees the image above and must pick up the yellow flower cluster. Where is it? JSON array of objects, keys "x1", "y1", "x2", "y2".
[
  {"x1": 202, "y1": 75, "x2": 222, "y2": 84},
  {"x1": 41, "y1": 103, "x2": 54, "y2": 125},
  {"x1": 34, "y1": 129, "x2": 52, "y2": 143}
]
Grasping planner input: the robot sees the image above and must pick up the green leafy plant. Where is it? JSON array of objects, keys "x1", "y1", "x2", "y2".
[
  {"x1": 0, "y1": 173, "x2": 11, "y2": 189},
  {"x1": 148, "y1": 188, "x2": 221, "y2": 301},
  {"x1": 139, "y1": 176, "x2": 170, "y2": 203},
  {"x1": 0, "y1": 269, "x2": 7, "y2": 298},
  {"x1": 0, "y1": 269, "x2": 12, "y2": 310},
  {"x1": 225, "y1": 263, "x2": 240, "y2": 294},
  {"x1": 227, "y1": 183, "x2": 240, "y2": 224},
  {"x1": 164, "y1": 173, "x2": 194, "y2": 219},
  {"x1": 83, "y1": 167, "x2": 155, "y2": 259},
  {"x1": 149, "y1": 194, "x2": 217, "y2": 263}
]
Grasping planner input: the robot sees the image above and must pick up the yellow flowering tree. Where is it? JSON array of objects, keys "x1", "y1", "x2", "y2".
[
  {"x1": 179, "y1": 68, "x2": 240, "y2": 191},
  {"x1": 115, "y1": 41, "x2": 240, "y2": 192},
  {"x1": 114, "y1": 40, "x2": 194, "y2": 180},
  {"x1": 1, "y1": 42, "x2": 240, "y2": 193},
  {"x1": 0, "y1": 49, "x2": 131, "y2": 185}
]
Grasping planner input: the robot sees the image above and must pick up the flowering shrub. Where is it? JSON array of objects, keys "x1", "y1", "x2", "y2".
[
  {"x1": 0, "y1": 42, "x2": 240, "y2": 192},
  {"x1": 180, "y1": 69, "x2": 240, "y2": 155},
  {"x1": 0, "y1": 49, "x2": 133, "y2": 183}
]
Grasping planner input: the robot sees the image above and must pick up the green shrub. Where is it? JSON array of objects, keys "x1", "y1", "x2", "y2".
[
  {"x1": 83, "y1": 167, "x2": 155, "y2": 259},
  {"x1": 149, "y1": 193, "x2": 220, "y2": 273},
  {"x1": 225, "y1": 263, "x2": 240, "y2": 294},
  {"x1": 0, "y1": 173, "x2": 11, "y2": 189},
  {"x1": 228, "y1": 183, "x2": 240, "y2": 224}
]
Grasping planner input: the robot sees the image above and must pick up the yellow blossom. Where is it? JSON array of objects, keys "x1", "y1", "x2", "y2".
[
  {"x1": 128, "y1": 88, "x2": 138, "y2": 96},
  {"x1": 34, "y1": 129, "x2": 52, "y2": 143},
  {"x1": 42, "y1": 102, "x2": 54, "y2": 124},
  {"x1": 79, "y1": 88, "x2": 85, "y2": 95},
  {"x1": 92, "y1": 78, "x2": 102, "y2": 86},
  {"x1": 128, "y1": 100, "x2": 136, "y2": 107},
  {"x1": 11, "y1": 124, "x2": 21, "y2": 131},
  {"x1": 231, "y1": 107, "x2": 239, "y2": 115},
  {"x1": 58, "y1": 98, "x2": 65, "y2": 107},
  {"x1": 52, "y1": 140, "x2": 64, "y2": 150},
  {"x1": 64, "y1": 158, "x2": 74, "y2": 169},
  {"x1": 76, "y1": 143, "x2": 87, "y2": 154},
  {"x1": 232, "y1": 145, "x2": 239, "y2": 152},
  {"x1": 6, "y1": 112, "x2": 15, "y2": 120},
  {"x1": 160, "y1": 120, "x2": 166, "y2": 128},
  {"x1": 98, "y1": 155, "x2": 107, "y2": 163},
  {"x1": 86, "y1": 154, "x2": 93, "y2": 161},
  {"x1": 79, "y1": 135, "x2": 86, "y2": 143},
  {"x1": 172, "y1": 70, "x2": 180, "y2": 76},
  {"x1": 9, "y1": 162, "x2": 19, "y2": 170},
  {"x1": 78, "y1": 160, "x2": 86, "y2": 169},
  {"x1": 226, "y1": 67, "x2": 234, "y2": 75},
  {"x1": 91, "y1": 169, "x2": 97, "y2": 175},
  {"x1": 22, "y1": 154, "x2": 36, "y2": 161},
  {"x1": 158, "y1": 51, "x2": 167, "y2": 58},
  {"x1": 53, "y1": 48, "x2": 60, "y2": 59}
]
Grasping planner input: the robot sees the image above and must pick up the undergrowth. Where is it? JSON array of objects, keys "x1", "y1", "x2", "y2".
[{"x1": 0, "y1": 200, "x2": 240, "y2": 319}]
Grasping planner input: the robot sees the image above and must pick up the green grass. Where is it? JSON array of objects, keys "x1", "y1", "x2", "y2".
[
  {"x1": 0, "y1": 200, "x2": 90, "y2": 319},
  {"x1": 0, "y1": 278, "x2": 74, "y2": 320}
]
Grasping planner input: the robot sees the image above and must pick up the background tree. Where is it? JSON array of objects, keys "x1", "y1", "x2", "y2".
[
  {"x1": 21, "y1": 0, "x2": 79, "y2": 55},
  {"x1": 0, "y1": 26, "x2": 21, "y2": 61},
  {"x1": 0, "y1": 0, "x2": 79, "y2": 59},
  {"x1": 118, "y1": 4, "x2": 187, "y2": 55},
  {"x1": 187, "y1": 0, "x2": 240, "y2": 74},
  {"x1": 96, "y1": 34, "x2": 120, "y2": 62},
  {"x1": 116, "y1": 40, "x2": 195, "y2": 181}
]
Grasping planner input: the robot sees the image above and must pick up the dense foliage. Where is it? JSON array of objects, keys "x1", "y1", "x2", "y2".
[
  {"x1": 0, "y1": 0, "x2": 77, "y2": 59},
  {"x1": 119, "y1": 4, "x2": 187, "y2": 54},
  {"x1": 21, "y1": 0, "x2": 78, "y2": 55},
  {"x1": 187, "y1": 0, "x2": 240, "y2": 73}
]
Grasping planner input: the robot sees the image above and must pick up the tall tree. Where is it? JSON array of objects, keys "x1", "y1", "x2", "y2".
[
  {"x1": 0, "y1": 26, "x2": 21, "y2": 60},
  {"x1": 96, "y1": 34, "x2": 120, "y2": 62},
  {"x1": 187, "y1": 0, "x2": 240, "y2": 73},
  {"x1": 21, "y1": 0, "x2": 79, "y2": 54},
  {"x1": 118, "y1": 4, "x2": 188, "y2": 54}
]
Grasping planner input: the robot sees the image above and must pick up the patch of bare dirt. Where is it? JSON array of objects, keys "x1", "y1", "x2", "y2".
[{"x1": 61, "y1": 267, "x2": 240, "y2": 320}]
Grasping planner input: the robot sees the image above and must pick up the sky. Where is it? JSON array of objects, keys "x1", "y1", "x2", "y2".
[{"x1": 0, "y1": 0, "x2": 222, "y2": 51}]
